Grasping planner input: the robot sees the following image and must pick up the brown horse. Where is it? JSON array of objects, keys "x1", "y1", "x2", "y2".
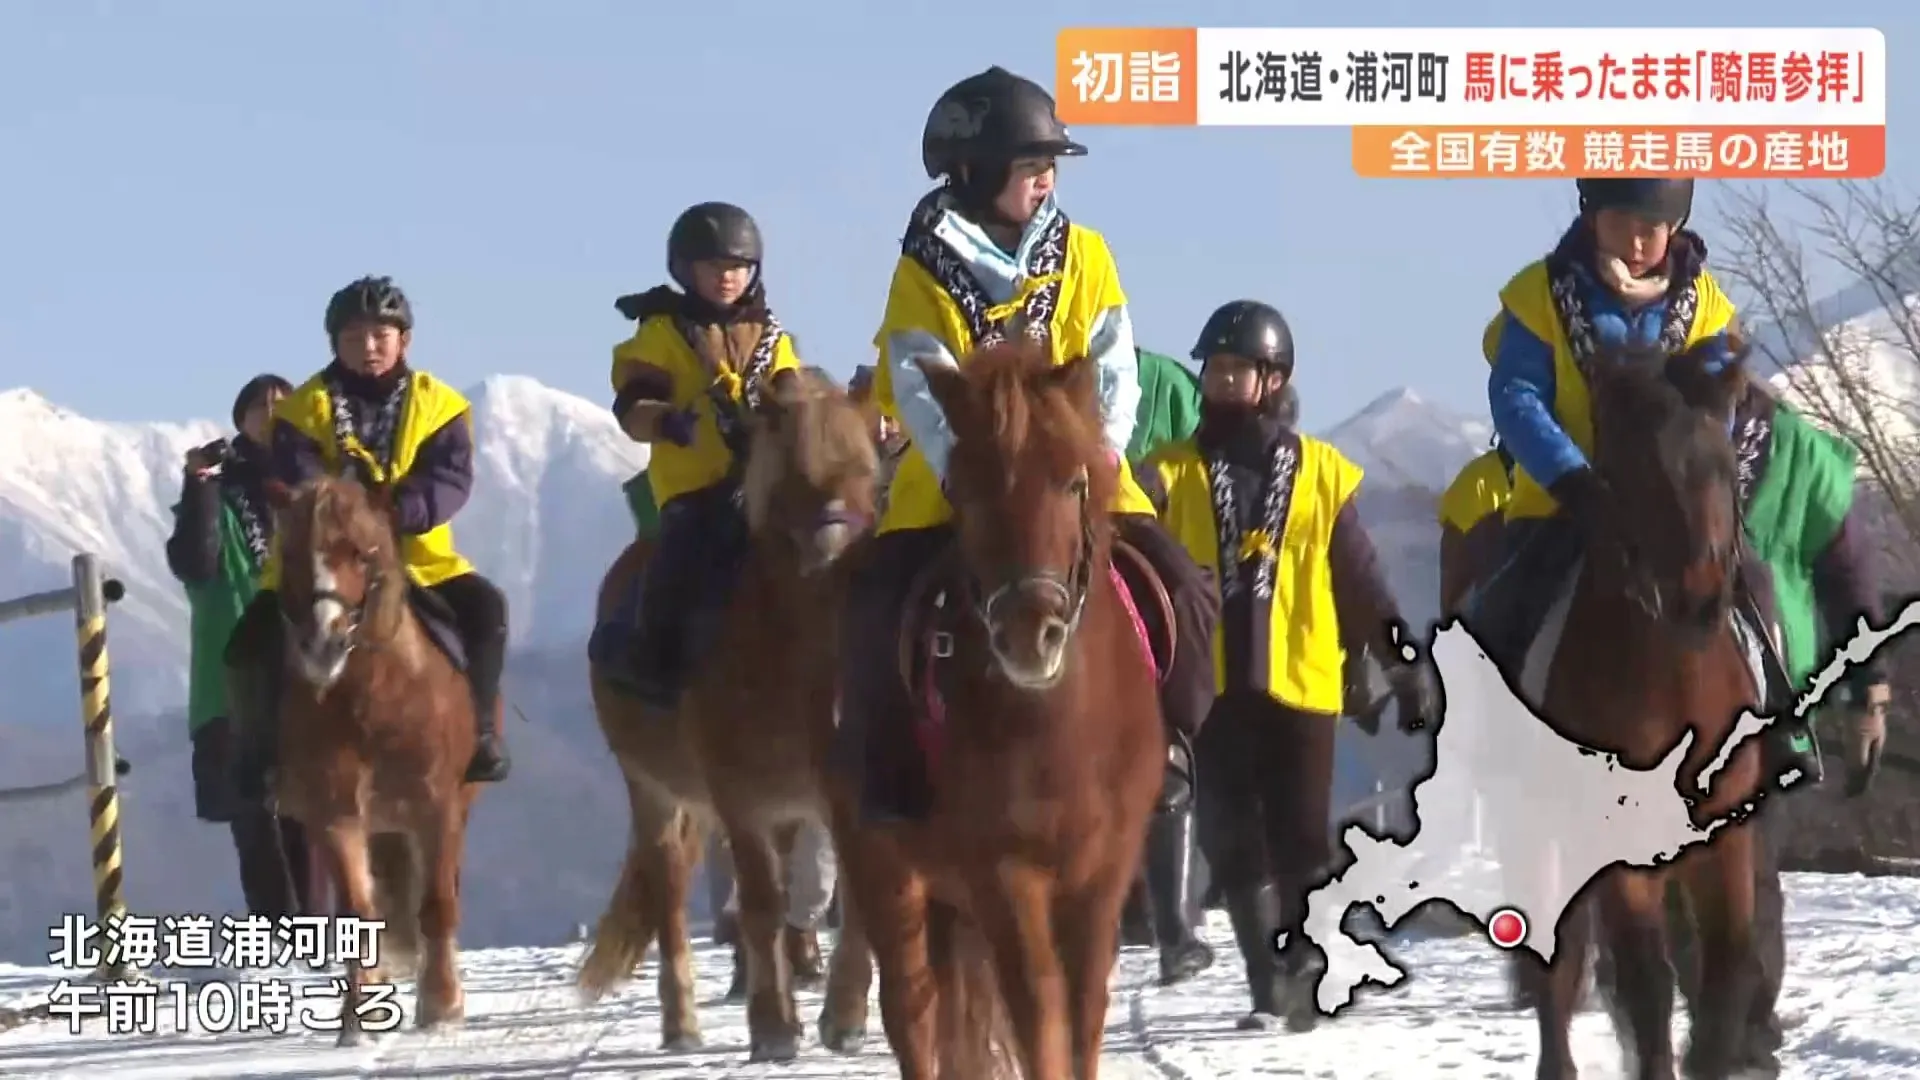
[
  {"x1": 577, "y1": 369, "x2": 879, "y2": 1062},
  {"x1": 1518, "y1": 346, "x2": 1770, "y2": 1080},
  {"x1": 830, "y1": 344, "x2": 1167, "y2": 1080},
  {"x1": 264, "y1": 475, "x2": 481, "y2": 1045}
]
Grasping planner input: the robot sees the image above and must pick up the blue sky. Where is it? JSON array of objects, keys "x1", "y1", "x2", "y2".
[{"x1": 1, "y1": 0, "x2": 1910, "y2": 429}]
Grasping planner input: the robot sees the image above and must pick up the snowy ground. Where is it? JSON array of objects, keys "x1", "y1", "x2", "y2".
[{"x1": 1, "y1": 873, "x2": 1914, "y2": 1078}]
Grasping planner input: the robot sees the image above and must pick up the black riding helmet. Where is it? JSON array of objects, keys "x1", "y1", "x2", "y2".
[
  {"x1": 923, "y1": 66, "x2": 1085, "y2": 213},
  {"x1": 325, "y1": 276, "x2": 413, "y2": 339},
  {"x1": 1191, "y1": 300, "x2": 1295, "y2": 379},
  {"x1": 667, "y1": 202, "x2": 764, "y2": 293},
  {"x1": 1576, "y1": 178, "x2": 1694, "y2": 225}
]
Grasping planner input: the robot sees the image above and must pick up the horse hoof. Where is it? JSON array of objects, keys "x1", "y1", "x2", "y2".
[
  {"x1": 336, "y1": 1027, "x2": 367, "y2": 1049},
  {"x1": 748, "y1": 1032, "x2": 801, "y2": 1063},
  {"x1": 818, "y1": 1020, "x2": 866, "y2": 1055},
  {"x1": 1235, "y1": 1010, "x2": 1281, "y2": 1032},
  {"x1": 661, "y1": 1032, "x2": 703, "y2": 1053},
  {"x1": 1158, "y1": 941, "x2": 1215, "y2": 987},
  {"x1": 417, "y1": 1006, "x2": 466, "y2": 1031}
]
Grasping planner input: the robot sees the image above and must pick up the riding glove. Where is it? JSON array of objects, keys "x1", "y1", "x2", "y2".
[
  {"x1": 1548, "y1": 467, "x2": 1610, "y2": 533},
  {"x1": 1385, "y1": 660, "x2": 1441, "y2": 733},
  {"x1": 657, "y1": 409, "x2": 699, "y2": 447}
]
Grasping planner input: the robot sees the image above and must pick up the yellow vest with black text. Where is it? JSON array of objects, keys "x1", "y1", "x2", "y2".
[
  {"x1": 610, "y1": 316, "x2": 800, "y2": 508},
  {"x1": 1147, "y1": 435, "x2": 1362, "y2": 715},
  {"x1": 872, "y1": 223, "x2": 1158, "y2": 534},
  {"x1": 1438, "y1": 449, "x2": 1513, "y2": 535},
  {"x1": 258, "y1": 371, "x2": 477, "y2": 591},
  {"x1": 1490, "y1": 260, "x2": 1736, "y2": 521}
]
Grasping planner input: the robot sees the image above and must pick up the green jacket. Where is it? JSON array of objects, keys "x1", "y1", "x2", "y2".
[
  {"x1": 1742, "y1": 399, "x2": 1859, "y2": 694},
  {"x1": 1128, "y1": 348, "x2": 1203, "y2": 462},
  {"x1": 177, "y1": 499, "x2": 264, "y2": 736},
  {"x1": 619, "y1": 349, "x2": 1201, "y2": 535},
  {"x1": 624, "y1": 471, "x2": 661, "y2": 538}
]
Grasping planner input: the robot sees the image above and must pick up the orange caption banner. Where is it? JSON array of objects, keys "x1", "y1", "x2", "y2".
[
  {"x1": 1055, "y1": 27, "x2": 1199, "y2": 126},
  {"x1": 1352, "y1": 125, "x2": 1885, "y2": 179}
]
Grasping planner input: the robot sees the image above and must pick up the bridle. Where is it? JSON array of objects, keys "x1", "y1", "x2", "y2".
[{"x1": 966, "y1": 464, "x2": 1098, "y2": 651}]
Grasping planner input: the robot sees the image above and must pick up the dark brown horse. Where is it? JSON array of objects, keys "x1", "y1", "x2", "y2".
[
  {"x1": 830, "y1": 343, "x2": 1166, "y2": 1080},
  {"x1": 1519, "y1": 346, "x2": 1770, "y2": 1080},
  {"x1": 264, "y1": 475, "x2": 481, "y2": 1044},
  {"x1": 577, "y1": 369, "x2": 879, "y2": 1062}
]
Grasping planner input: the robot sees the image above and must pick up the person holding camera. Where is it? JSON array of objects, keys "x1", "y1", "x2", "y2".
[{"x1": 165, "y1": 372, "x2": 316, "y2": 918}]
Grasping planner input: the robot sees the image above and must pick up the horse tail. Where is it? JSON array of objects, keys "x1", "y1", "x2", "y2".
[
  {"x1": 929, "y1": 902, "x2": 1021, "y2": 1080},
  {"x1": 577, "y1": 774, "x2": 685, "y2": 1002}
]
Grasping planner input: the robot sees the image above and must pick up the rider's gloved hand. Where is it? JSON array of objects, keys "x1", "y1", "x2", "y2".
[
  {"x1": 656, "y1": 409, "x2": 698, "y2": 448},
  {"x1": 1548, "y1": 467, "x2": 1610, "y2": 534},
  {"x1": 1386, "y1": 659, "x2": 1441, "y2": 733}
]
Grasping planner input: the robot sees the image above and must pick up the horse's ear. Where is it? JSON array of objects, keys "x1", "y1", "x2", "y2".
[
  {"x1": 262, "y1": 479, "x2": 295, "y2": 510},
  {"x1": 362, "y1": 482, "x2": 398, "y2": 522},
  {"x1": 915, "y1": 358, "x2": 969, "y2": 418},
  {"x1": 1041, "y1": 354, "x2": 1099, "y2": 418}
]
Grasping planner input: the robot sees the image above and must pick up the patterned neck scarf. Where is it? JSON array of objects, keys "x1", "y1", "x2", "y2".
[
  {"x1": 220, "y1": 441, "x2": 273, "y2": 566},
  {"x1": 1199, "y1": 427, "x2": 1302, "y2": 603},
  {"x1": 900, "y1": 187, "x2": 1070, "y2": 349},
  {"x1": 325, "y1": 364, "x2": 412, "y2": 473},
  {"x1": 1544, "y1": 221, "x2": 1707, "y2": 373}
]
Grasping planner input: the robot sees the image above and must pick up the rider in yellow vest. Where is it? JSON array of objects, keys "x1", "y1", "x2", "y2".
[
  {"x1": 1437, "y1": 439, "x2": 1515, "y2": 619},
  {"x1": 838, "y1": 68, "x2": 1220, "y2": 949},
  {"x1": 225, "y1": 276, "x2": 511, "y2": 794},
  {"x1": 590, "y1": 202, "x2": 801, "y2": 707},
  {"x1": 1140, "y1": 299, "x2": 1439, "y2": 1032},
  {"x1": 1475, "y1": 178, "x2": 1800, "y2": 749}
]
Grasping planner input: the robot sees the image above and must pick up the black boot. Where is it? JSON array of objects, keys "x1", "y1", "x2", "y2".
[
  {"x1": 1222, "y1": 883, "x2": 1286, "y2": 1030},
  {"x1": 463, "y1": 629, "x2": 511, "y2": 784},
  {"x1": 1146, "y1": 809, "x2": 1215, "y2": 986}
]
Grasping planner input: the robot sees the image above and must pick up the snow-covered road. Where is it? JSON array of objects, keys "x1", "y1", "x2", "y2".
[{"x1": 2, "y1": 872, "x2": 1914, "y2": 1078}]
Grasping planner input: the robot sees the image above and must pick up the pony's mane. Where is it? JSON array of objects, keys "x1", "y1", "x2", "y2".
[{"x1": 955, "y1": 341, "x2": 1117, "y2": 508}]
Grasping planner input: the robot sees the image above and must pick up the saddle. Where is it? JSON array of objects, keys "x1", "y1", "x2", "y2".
[
  {"x1": 897, "y1": 538, "x2": 1176, "y2": 766},
  {"x1": 405, "y1": 583, "x2": 468, "y2": 673}
]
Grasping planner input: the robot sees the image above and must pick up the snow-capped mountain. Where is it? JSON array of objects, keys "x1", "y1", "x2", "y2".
[
  {"x1": 0, "y1": 375, "x2": 1483, "y2": 729},
  {"x1": 0, "y1": 377, "x2": 647, "y2": 726},
  {"x1": 1321, "y1": 387, "x2": 1495, "y2": 494}
]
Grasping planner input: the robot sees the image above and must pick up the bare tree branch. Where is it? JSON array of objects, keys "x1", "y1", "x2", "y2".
[{"x1": 1715, "y1": 180, "x2": 1920, "y2": 555}]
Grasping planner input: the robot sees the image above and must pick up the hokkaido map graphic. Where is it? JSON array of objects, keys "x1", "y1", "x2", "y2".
[{"x1": 1292, "y1": 600, "x2": 1920, "y2": 1016}]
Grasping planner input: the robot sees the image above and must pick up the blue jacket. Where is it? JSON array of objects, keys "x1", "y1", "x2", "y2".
[{"x1": 1488, "y1": 261, "x2": 1733, "y2": 490}]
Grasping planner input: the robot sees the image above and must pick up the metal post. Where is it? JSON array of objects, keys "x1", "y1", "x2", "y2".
[{"x1": 72, "y1": 554, "x2": 129, "y2": 978}]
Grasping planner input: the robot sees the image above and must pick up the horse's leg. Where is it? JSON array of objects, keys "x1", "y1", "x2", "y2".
[
  {"x1": 654, "y1": 808, "x2": 703, "y2": 1052},
  {"x1": 972, "y1": 864, "x2": 1071, "y2": 1080},
  {"x1": 1058, "y1": 865, "x2": 1132, "y2": 1080},
  {"x1": 1592, "y1": 869, "x2": 1678, "y2": 1080},
  {"x1": 579, "y1": 773, "x2": 702, "y2": 1049},
  {"x1": 818, "y1": 854, "x2": 873, "y2": 1053},
  {"x1": 414, "y1": 804, "x2": 470, "y2": 1030},
  {"x1": 369, "y1": 832, "x2": 422, "y2": 983},
  {"x1": 726, "y1": 819, "x2": 801, "y2": 1062},
  {"x1": 1677, "y1": 831, "x2": 1761, "y2": 1080},
  {"x1": 318, "y1": 819, "x2": 379, "y2": 1048},
  {"x1": 859, "y1": 842, "x2": 939, "y2": 1080},
  {"x1": 1528, "y1": 887, "x2": 1596, "y2": 1080}
]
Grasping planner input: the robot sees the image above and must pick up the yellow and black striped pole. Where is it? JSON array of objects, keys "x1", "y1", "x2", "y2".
[{"x1": 71, "y1": 554, "x2": 129, "y2": 978}]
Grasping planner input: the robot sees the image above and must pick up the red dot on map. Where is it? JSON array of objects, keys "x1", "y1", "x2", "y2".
[{"x1": 1488, "y1": 908, "x2": 1528, "y2": 950}]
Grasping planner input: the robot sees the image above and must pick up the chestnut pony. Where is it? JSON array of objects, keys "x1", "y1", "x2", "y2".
[
  {"x1": 832, "y1": 343, "x2": 1165, "y2": 1080},
  {"x1": 577, "y1": 368, "x2": 879, "y2": 1063},
  {"x1": 263, "y1": 474, "x2": 481, "y2": 1045},
  {"x1": 1518, "y1": 345, "x2": 1770, "y2": 1080}
]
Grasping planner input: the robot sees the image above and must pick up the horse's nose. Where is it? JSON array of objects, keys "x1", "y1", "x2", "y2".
[{"x1": 1037, "y1": 617, "x2": 1069, "y2": 657}]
